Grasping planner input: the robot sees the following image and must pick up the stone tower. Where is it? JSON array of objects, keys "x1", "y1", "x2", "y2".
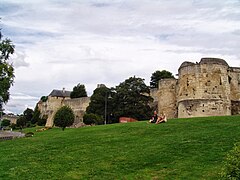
[
  {"x1": 177, "y1": 58, "x2": 231, "y2": 118},
  {"x1": 156, "y1": 58, "x2": 240, "y2": 119}
]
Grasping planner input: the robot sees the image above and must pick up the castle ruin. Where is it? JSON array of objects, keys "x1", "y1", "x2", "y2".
[
  {"x1": 38, "y1": 89, "x2": 90, "y2": 127},
  {"x1": 154, "y1": 58, "x2": 240, "y2": 118},
  {"x1": 37, "y1": 57, "x2": 240, "y2": 127}
]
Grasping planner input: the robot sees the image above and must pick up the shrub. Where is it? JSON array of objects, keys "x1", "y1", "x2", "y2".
[
  {"x1": 25, "y1": 132, "x2": 34, "y2": 137},
  {"x1": 1, "y1": 119, "x2": 11, "y2": 127},
  {"x1": 83, "y1": 113, "x2": 104, "y2": 125},
  {"x1": 37, "y1": 115, "x2": 47, "y2": 126},
  {"x1": 221, "y1": 143, "x2": 240, "y2": 179},
  {"x1": 54, "y1": 106, "x2": 75, "y2": 131}
]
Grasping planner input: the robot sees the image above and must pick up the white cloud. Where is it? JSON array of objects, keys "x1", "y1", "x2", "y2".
[{"x1": 1, "y1": 0, "x2": 240, "y2": 114}]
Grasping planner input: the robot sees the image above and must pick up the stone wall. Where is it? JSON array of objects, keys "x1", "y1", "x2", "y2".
[
  {"x1": 38, "y1": 96, "x2": 90, "y2": 127},
  {"x1": 158, "y1": 78, "x2": 177, "y2": 119},
  {"x1": 177, "y1": 58, "x2": 231, "y2": 118},
  {"x1": 155, "y1": 57, "x2": 239, "y2": 119}
]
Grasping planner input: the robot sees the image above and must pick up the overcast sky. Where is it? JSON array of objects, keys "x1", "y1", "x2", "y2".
[{"x1": 1, "y1": 0, "x2": 240, "y2": 114}]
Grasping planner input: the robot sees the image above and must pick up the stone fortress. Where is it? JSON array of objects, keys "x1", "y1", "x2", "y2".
[
  {"x1": 37, "y1": 88, "x2": 90, "y2": 127},
  {"x1": 37, "y1": 57, "x2": 240, "y2": 127},
  {"x1": 153, "y1": 57, "x2": 240, "y2": 119}
]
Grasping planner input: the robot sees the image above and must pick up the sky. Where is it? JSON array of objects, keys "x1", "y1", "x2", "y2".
[{"x1": 1, "y1": 0, "x2": 240, "y2": 114}]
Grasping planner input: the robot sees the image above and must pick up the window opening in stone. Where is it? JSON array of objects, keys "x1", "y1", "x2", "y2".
[
  {"x1": 228, "y1": 76, "x2": 232, "y2": 84},
  {"x1": 202, "y1": 110, "x2": 205, "y2": 112}
]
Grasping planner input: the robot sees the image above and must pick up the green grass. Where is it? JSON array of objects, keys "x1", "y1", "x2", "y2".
[{"x1": 1, "y1": 116, "x2": 240, "y2": 179}]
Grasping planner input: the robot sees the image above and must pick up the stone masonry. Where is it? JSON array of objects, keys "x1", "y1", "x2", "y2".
[
  {"x1": 37, "y1": 89, "x2": 90, "y2": 127},
  {"x1": 153, "y1": 58, "x2": 240, "y2": 119}
]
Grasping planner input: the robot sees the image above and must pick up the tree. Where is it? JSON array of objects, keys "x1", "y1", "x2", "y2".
[
  {"x1": 1, "y1": 119, "x2": 10, "y2": 127},
  {"x1": 83, "y1": 113, "x2": 104, "y2": 125},
  {"x1": 40, "y1": 96, "x2": 48, "y2": 102},
  {"x1": 0, "y1": 24, "x2": 15, "y2": 106},
  {"x1": 113, "y1": 76, "x2": 153, "y2": 121},
  {"x1": 70, "y1": 83, "x2": 87, "y2": 99},
  {"x1": 23, "y1": 108, "x2": 34, "y2": 122},
  {"x1": 150, "y1": 70, "x2": 174, "y2": 88},
  {"x1": 86, "y1": 86, "x2": 115, "y2": 123},
  {"x1": 16, "y1": 116, "x2": 27, "y2": 129},
  {"x1": 221, "y1": 143, "x2": 240, "y2": 179},
  {"x1": 31, "y1": 106, "x2": 41, "y2": 124},
  {"x1": 54, "y1": 106, "x2": 74, "y2": 130}
]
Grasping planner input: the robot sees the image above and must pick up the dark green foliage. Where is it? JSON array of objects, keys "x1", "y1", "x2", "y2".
[
  {"x1": 113, "y1": 76, "x2": 153, "y2": 120},
  {"x1": 222, "y1": 143, "x2": 240, "y2": 179},
  {"x1": 25, "y1": 132, "x2": 34, "y2": 137},
  {"x1": 83, "y1": 113, "x2": 104, "y2": 125},
  {"x1": 37, "y1": 115, "x2": 47, "y2": 126},
  {"x1": 23, "y1": 108, "x2": 34, "y2": 122},
  {"x1": 70, "y1": 83, "x2": 87, "y2": 99},
  {"x1": 150, "y1": 70, "x2": 174, "y2": 88},
  {"x1": 0, "y1": 26, "x2": 15, "y2": 104},
  {"x1": 40, "y1": 96, "x2": 48, "y2": 102},
  {"x1": 31, "y1": 106, "x2": 47, "y2": 126},
  {"x1": 1, "y1": 119, "x2": 10, "y2": 127},
  {"x1": 16, "y1": 116, "x2": 27, "y2": 129},
  {"x1": 31, "y1": 106, "x2": 41, "y2": 124},
  {"x1": 86, "y1": 86, "x2": 115, "y2": 123},
  {"x1": 54, "y1": 106, "x2": 74, "y2": 130}
]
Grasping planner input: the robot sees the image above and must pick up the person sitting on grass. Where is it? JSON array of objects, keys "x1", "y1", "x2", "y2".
[
  {"x1": 156, "y1": 113, "x2": 167, "y2": 124},
  {"x1": 149, "y1": 110, "x2": 158, "y2": 123}
]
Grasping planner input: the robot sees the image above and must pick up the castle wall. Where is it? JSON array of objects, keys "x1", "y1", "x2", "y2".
[
  {"x1": 38, "y1": 96, "x2": 90, "y2": 127},
  {"x1": 150, "y1": 88, "x2": 159, "y2": 111},
  {"x1": 229, "y1": 67, "x2": 240, "y2": 114},
  {"x1": 177, "y1": 58, "x2": 231, "y2": 118},
  {"x1": 158, "y1": 78, "x2": 177, "y2": 119},
  {"x1": 63, "y1": 97, "x2": 90, "y2": 126}
]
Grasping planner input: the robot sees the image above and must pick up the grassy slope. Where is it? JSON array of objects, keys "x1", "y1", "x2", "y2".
[{"x1": 1, "y1": 116, "x2": 240, "y2": 179}]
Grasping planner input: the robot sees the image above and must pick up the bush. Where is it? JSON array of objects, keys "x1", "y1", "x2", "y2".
[
  {"x1": 37, "y1": 115, "x2": 47, "y2": 126},
  {"x1": 54, "y1": 106, "x2": 75, "y2": 131},
  {"x1": 221, "y1": 143, "x2": 240, "y2": 179},
  {"x1": 1, "y1": 119, "x2": 11, "y2": 127},
  {"x1": 25, "y1": 132, "x2": 34, "y2": 137},
  {"x1": 83, "y1": 113, "x2": 104, "y2": 125}
]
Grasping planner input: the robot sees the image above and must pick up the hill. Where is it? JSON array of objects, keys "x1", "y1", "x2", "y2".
[{"x1": 1, "y1": 116, "x2": 240, "y2": 179}]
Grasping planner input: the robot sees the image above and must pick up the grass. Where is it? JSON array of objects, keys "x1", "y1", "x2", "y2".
[{"x1": 1, "y1": 115, "x2": 240, "y2": 179}]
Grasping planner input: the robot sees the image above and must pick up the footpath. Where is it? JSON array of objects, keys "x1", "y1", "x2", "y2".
[{"x1": 0, "y1": 131, "x2": 25, "y2": 141}]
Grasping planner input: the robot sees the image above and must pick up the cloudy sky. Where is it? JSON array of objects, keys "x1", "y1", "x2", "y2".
[{"x1": 1, "y1": 0, "x2": 240, "y2": 114}]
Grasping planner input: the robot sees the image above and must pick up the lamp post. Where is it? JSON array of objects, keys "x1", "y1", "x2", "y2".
[
  {"x1": 104, "y1": 93, "x2": 112, "y2": 125},
  {"x1": 0, "y1": 96, "x2": 3, "y2": 122}
]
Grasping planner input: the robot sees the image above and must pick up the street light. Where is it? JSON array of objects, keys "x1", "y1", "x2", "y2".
[
  {"x1": 0, "y1": 96, "x2": 3, "y2": 121},
  {"x1": 104, "y1": 93, "x2": 112, "y2": 125}
]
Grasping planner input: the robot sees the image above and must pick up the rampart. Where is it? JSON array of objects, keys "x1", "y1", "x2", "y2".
[
  {"x1": 38, "y1": 96, "x2": 90, "y2": 127},
  {"x1": 157, "y1": 58, "x2": 240, "y2": 118}
]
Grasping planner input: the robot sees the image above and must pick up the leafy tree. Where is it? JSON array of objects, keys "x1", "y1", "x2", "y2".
[
  {"x1": 221, "y1": 143, "x2": 240, "y2": 179},
  {"x1": 70, "y1": 83, "x2": 87, "y2": 99},
  {"x1": 113, "y1": 76, "x2": 153, "y2": 120},
  {"x1": 16, "y1": 115, "x2": 27, "y2": 129},
  {"x1": 86, "y1": 86, "x2": 115, "y2": 124},
  {"x1": 54, "y1": 106, "x2": 74, "y2": 130},
  {"x1": 31, "y1": 106, "x2": 41, "y2": 124},
  {"x1": 83, "y1": 113, "x2": 104, "y2": 125},
  {"x1": 40, "y1": 96, "x2": 48, "y2": 102},
  {"x1": 23, "y1": 108, "x2": 34, "y2": 122},
  {"x1": 37, "y1": 115, "x2": 47, "y2": 126},
  {"x1": 150, "y1": 70, "x2": 174, "y2": 88},
  {"x1": 0, "y1": 24, "x2": 15, "y2": 106},
  {"x1": 1, "y1": 119, "x2": 10, "y2": 127}
]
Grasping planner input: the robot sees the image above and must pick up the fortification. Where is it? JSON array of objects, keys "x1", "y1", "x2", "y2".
[
  {"x1": 38, "y1": 89, "x2": 90, "y2": 127},
  {"x1": 157, "y1": 58, "x2": 240, "y2": 118}
]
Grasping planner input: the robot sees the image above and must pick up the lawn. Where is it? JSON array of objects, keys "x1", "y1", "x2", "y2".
[{"x1": 1, "y1": 115, "x2": 240, "y2": 179}]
